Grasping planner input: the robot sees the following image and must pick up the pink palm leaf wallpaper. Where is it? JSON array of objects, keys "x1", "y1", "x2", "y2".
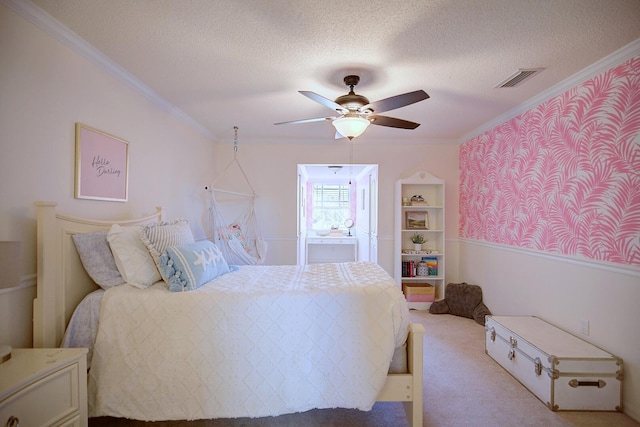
[{"x1": 460, "y1": 57, "x2": 640, "y2": 266}]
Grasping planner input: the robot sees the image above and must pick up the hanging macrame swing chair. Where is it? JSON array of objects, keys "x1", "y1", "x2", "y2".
[{"x1": 207, "y1": 127, "x2": 267, "y2": 265}]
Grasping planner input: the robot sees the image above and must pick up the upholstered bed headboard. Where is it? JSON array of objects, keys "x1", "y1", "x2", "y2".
[{"x1": 34, "y1": 201, "x2": 165, "y2": 348}]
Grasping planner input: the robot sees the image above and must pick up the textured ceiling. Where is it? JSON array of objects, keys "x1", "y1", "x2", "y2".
[{"x1": 26, "y1": 0, "x2": 640, "y2": 143}]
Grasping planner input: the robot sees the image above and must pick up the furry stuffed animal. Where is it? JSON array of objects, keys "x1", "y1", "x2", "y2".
[{"x1": 429, "y1": 282, "x2": 491, "y2": 325}]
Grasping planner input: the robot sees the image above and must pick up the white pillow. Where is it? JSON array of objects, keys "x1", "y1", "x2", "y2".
[
  {"x1": 107, "y1": 224, "x2": 161, "y2": 289},
  {"x1": 140, "y1": 219, "x2": 195, "y2": 265}
]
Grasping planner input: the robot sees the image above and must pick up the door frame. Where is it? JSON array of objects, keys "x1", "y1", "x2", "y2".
[{"x1": 297, "y1": 164, "x2": 378, "y2": 265}]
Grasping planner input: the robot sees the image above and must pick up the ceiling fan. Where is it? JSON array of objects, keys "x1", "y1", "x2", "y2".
[{"x1": 274, "y1": 75, "x2": 430, "y2": 140}]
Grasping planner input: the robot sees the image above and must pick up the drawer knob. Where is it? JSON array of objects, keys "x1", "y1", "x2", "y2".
[{"x1": 7, "y1": 416, "x2": 19, "y2": 427}]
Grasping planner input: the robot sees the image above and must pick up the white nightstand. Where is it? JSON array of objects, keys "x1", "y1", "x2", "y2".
[{"x1": 0, "y1": 348, "x2": 88, "y2": 427}]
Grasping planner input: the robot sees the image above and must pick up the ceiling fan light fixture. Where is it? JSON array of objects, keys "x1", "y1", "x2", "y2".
[
  {"x1": 332, "y1": 116, "x2": 370, "y2": 140},
  {"x1": 276, "y1": 75, "x2": 428, "y2": 138}
]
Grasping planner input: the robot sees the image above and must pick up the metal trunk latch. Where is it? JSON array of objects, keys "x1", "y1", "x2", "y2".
[
  {"x1": 507, "y1": 335, "x2": 517, "y2": 361},
  {"x1": 489, "y1": 327, "x2": 496, "y2": 342},
  {"x1": 534, "y1": 358, "x2": 542, "y2": 376}
]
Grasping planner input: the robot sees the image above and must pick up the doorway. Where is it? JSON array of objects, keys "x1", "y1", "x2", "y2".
[{"x1": 297, "y1": 164, "x2": 378, "y2": 265}]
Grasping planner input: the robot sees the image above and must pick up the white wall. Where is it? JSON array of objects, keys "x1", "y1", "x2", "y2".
[
  {"x1": 459, "y1": 241, "x2": 639, "y2": 420},
  {"x1": 212, "y1": 139, "x2": 461, "y2": 276},
  {"x1": 0, "y1": 4, "x2": 215, "y2": 347}
]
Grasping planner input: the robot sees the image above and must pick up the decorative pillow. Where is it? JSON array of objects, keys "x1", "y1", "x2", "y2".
[
  {"x1": 72, "y1": 231, "x2": 124, "y2": 289},
  {"x1": 446, "y1": 282, "x2": 483, "y2": 319},
  {"x1": 472, "y1": 302, "x2": 492, "y2": 326},
  {"x1": 159, "y1": 240, "x2": 231, "y2": 292},
  {"x1": 428, "y1": 299, "x2": 450, "y2": 314},
  {"x1": 140, "y1": 219, "x2": 195, "y2": 265},
  {"x1": 218, "y1": 223, "x2": 247, "y2": 247},
  {"x1": 107, "y1": 224, "x2": 161, "y2": 289},
  {"x1": 429, "y1": 282, "x2": 492, "y2": 326}
]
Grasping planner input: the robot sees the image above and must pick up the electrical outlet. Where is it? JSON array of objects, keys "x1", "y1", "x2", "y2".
[{"x1": 580, "y1": 319, "x2": 589, "y2": 336}]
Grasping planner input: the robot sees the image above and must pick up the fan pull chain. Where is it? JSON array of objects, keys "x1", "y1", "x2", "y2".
[
  {"x1": 349, "y1": 140, "x2": 354, "y2": 185},
  {"x1": 233, "y1": 126, "x2": 239, "y2": 159}
]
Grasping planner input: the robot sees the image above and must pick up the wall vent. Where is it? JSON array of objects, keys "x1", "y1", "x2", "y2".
[{"x1": 495, "y1": 68, "x2": 545, "y2": 88}]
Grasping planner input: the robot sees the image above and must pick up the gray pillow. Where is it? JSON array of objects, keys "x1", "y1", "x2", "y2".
[
  {"x1": 429, "y1": 282, "x2": 492, "y2": 326},
  {"x1": 445, "y1": 282, "x2": 483, "y2": 319},
  {"x1": 473, "y1": 302, "x2": 492, "y2": 326},
  {"x1": 72, "y1": 231, "x2": 125, "y2": 289}
]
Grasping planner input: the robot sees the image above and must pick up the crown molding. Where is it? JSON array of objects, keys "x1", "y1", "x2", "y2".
[
  {"x1": 461, "y1": 37, "x2": 640, "y2": 143},
  {"x1": 2, "y1": 0, "x2": 214, "y2": 139}
]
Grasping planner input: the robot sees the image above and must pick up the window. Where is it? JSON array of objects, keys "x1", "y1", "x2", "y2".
[{"x1": 310, "y1": 184, "x2": 350, "y2": 230}]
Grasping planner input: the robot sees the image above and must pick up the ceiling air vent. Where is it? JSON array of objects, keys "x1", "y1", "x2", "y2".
[{"x1": 495, "y1": 68, "x2": 545, "y2": 88}]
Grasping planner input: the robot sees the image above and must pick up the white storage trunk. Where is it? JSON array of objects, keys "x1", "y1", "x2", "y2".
[{"x1": 485, "y1": 316, "x2": 622, "y2": 412}]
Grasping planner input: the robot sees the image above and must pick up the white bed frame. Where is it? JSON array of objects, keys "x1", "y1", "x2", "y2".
[{"x1": 33, "y1": 201, "x2": 425, "y2": 427}]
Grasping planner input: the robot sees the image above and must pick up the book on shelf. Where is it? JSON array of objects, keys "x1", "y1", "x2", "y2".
[{"x1": 402, "y1": 260, "x2": 417, "y2": 277}]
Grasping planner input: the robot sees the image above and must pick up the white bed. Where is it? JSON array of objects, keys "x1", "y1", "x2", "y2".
[{"x1": 34, "y1": 201, "x2": 424, "y2": 426}]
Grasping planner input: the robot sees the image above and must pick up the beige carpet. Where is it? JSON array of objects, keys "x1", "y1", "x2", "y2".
[{"x1": 89, "y1": 311, "x2": 638, "y2": 427}]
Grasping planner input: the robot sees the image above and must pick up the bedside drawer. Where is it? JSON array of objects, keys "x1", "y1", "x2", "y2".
[{"x1": 0, "y1": 363, "x2": 80, "y2": 427}]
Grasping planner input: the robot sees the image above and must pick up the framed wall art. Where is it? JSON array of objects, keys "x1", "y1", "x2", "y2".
[
  {"x1": 405, "y1": 211, "x2": 429, "y2": 229},
  {"x1": 75, "y1": 123, "x2": 129, "y2": 202}
]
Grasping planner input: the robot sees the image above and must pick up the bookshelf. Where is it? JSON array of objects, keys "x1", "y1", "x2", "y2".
[{"x1": 394, "y1": 171, "x2": 445, "y2": 309}]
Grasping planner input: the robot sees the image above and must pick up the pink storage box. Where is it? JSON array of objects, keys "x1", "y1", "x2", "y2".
[
  {"x1": 403, "y1": 283, "x2": 436, "y2": 302},
  {"x1": 406, "y1": 293, "x2": 435, "y2": 302}
]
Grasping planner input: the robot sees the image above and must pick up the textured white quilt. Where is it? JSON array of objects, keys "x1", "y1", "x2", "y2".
[{"x1": 88, "y1": 262, "x2": 409, "y2": 420}]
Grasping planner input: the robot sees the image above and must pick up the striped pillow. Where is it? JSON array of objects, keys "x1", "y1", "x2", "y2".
[{"x1": 140, "y1": 219, "x2": 195, "y2": 267}]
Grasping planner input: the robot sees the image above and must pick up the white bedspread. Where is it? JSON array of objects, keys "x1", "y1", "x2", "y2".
[{"x1": 88, "y1": 262, "x2": 409, "y2": 420}]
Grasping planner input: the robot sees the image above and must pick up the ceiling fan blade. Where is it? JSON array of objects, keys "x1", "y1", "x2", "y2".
[
  {"x1": 361, "y1": 90, "x2": 429, "y2": 114},
  {"x1": 300, "y1": 91, "x2": 348, "y2": 113},
  {"x1": 274, "y1": 116, "x2": 335, "y2": 125},
  {"x1": 369, "y1": 115, "x2": 421, "y2": 129}
]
